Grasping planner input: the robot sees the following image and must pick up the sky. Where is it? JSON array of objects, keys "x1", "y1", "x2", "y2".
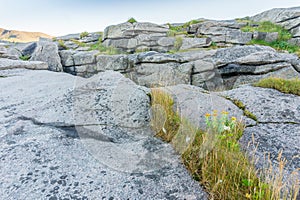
[{"x1": 0, "y1": 0, "x2": 299, "y2": 36}]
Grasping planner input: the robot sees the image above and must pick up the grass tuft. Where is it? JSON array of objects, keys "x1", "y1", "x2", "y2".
[
  {"x1": 127, "y1": 17, "x2": 137, "y2": 24},
  {"x1": 253, "y1": 77, "x2": 300, "y2": 96},
  {"x1": 19, "y1": 55, "x2": 30, "y2": 61},
  {"x1": 80, "y1": 31, "x2": 89, "y2": 39}
]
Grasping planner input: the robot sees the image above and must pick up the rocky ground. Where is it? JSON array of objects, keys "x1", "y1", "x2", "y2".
[{"x1": 0, "y1": 6, "x2": 299, "y2": 200}]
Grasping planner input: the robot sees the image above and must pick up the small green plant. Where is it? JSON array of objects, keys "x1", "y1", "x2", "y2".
[
  {"x1": 89, "y1": 41, "x2": 120, "y2": 55},
  {"x1": 19, "y1": 55, "x2": 31, "y2": 61},
  {"x1": 248, "y1": 39, "x2": 300, "y2": 54},
  {"x1": 127, "y1": 17, "x2": 137, "y2": 24},
  {"x1": 80, "y1": 31, "x2": 89, "y2": 39},
  {"x1": 173, "y1": 36, "x2": 183, "y2": 51},
  {"x1": 58, "y1": 39, "x2": 68, "y2": 49},
  {"x1": 254, "y1": 77, "x2": 300, "y2": 96},
  {"x1": 70, "y1": 39, "x2": 86, "y2": 47}
]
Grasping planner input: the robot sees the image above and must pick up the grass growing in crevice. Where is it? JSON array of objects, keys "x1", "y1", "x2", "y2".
[
  {"x1": 226, "y1": 97, "x2": 258, "y2": 122},
  {"x1": 150, "y1": 89, "x2": 299, "y2": 200},
  {"x1": 248, "y1": 39, "x2": 300, "y2": 55},
  {"x1": 80, "y1": 31, "x2": 89, "y2": 39},
  {"x1": 89, "y1": 38, "x2": 121, "y2": 55},
  {"x1": 167, "y1": 19, "x2": 203, "y2": 37},
  {"x1": 70, "y1": 39, "x2": 86, "y2": 47},
  {"x1": 253, "y1": 77, "x2": 300, "y2": 96},
  {"x1": 58, "y1": 39, "x2": 68, "y2": 50},
  {"x1": 19, "y1": 55, "x2": 30, "y2": 61},
  {"x1": 150, "y1": 88, "x2": 181, "y2": 142}
]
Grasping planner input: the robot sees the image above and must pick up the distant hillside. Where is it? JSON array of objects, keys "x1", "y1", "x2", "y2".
[{"x1": 0, "y1": 28, "x2": 52, "y2": 43}]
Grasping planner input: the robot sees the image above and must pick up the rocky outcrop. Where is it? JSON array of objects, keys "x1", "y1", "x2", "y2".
[
  {"x1": 0, "y1": 44, "x2": 18, "y2": 60},
  {"x1": 0, "y1": 69, "x2": 207, "y2": 199},
  {"x1": 58, "y1": 45, "x2": 300, "y2": 90},
  {"x1": 251, "y1": 7, "x2": 300, "y2": 40},
  {"x1": 30, "y1": 39, "x2": 62, "y2": 72}
]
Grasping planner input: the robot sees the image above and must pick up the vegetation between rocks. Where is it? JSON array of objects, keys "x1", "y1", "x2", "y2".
[
  {"x1": 19, "y1": 55, "x2": 30, "y2": 61},
  {"x1": 150, "y1": 89, "x2": 299, "y2": 200},
  {"x1": 80, "y1": 31, "x2": 89, "y2": 39},
  {"x1": 89, "y1": 38, "x2": 120, "y2": 55},
  {"x1": 239, "y1": 20, "x2": 300, "y2": 55},
  {"x1": 254, "y1": 77, "x2": 300, "y2": 96}
]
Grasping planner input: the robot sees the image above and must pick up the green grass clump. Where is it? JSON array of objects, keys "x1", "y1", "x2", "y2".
[
  {"x1": 19, "y1": 55, "x2": 31, "y2": 61},
  {"x1": 127, "y1": 17, "x2": 137, "y2": 24},
  {"x1": 253, "y1": 77, "x2": 300, "y2": 96},
  {"x1": 248, "y1": 39, "x2": 300, "y2": 55},
  {"x1": 57, "y1": 39, "x2": 68, "y2": 49},
  {"x1": 241, "y1": 21, "x2": 292, "y2": 41},
  {"x1": 70, "y1": 39, "x2": 86, "y2": 47},
  {"x1": 89, "y1": 41, "x2": 120, "y2": 55},
  {"x1": 150, "y1": 89, "x2": 181, "y2": 142},
  {"x1": 226, "y1": 98, "x2": 258, "y2": 122},
  {"x1": 167, "y1": 19, "x2": 203, "y2": 36},
  {"x1": 80, "y1": 31, "x2": 89, "y2": 39}
]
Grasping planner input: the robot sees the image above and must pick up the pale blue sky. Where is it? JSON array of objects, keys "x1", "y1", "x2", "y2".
[{"x1": 0, "y1": 0, "x2": 299, "y2": 36}]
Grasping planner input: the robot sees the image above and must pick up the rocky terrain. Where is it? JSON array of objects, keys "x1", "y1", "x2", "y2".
[{"x1": 0, "y1": 6, "x2": 299, "y2": 200}]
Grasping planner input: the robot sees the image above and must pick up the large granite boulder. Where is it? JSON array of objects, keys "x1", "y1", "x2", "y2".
[
  {"x1": 30, "y1": 39, "x2": 63, "y2": 72},
  {"x1": 0, "y1": 69, "x2": 207, "y2": 199}
]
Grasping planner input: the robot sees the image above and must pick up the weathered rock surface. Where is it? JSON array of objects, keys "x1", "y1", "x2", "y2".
[
  {"x1": 30, "y1": 39, "x2": 62, "y2": 72},
  {"x1": 0, "y1": 70, "x2": 207, "y2": 199},
  {"x1": 0, "y1": 58, "x2": 48, "y2": 70}
]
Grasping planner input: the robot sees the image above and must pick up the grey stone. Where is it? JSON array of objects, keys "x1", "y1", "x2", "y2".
[
  {"x1": 21, "y1": 42, "x2": 37, "y2": 56},
  {"x1": 96, "y1": 54, "x2": 128, "y2": 72},
  {"x1": 79, "y1": 32, "x2": 101, "y2": 43},
  {"x1": 135, "y1": 51, "x2": 183, "y2": 63},
  {"x1": 30, "y1": 40, "x2": 62, "y2": 72},
  {"x1": 0, "y1": 58, "x2": 48, "y2": 70},
  {"x1": 213, "y1": 45, "x2": 276, "y2": 67},
  {"x1": 59, "y1": 50, "x2": 76, "y2": 67},
  {"x1": 157, "y1": 37, "x2": 175, "y2": 47},
  {"x1": 225, "y1": 30, "x2": 253, "y2": 44},
  {"x1": 64, "y1": 41, "x2": 79, "y2": 49},
  {"x1": 253, "y1": 32, "x2": 278, "y2": 42},
  {"x1": 0, "y1": 70, "x2": 207, "y2": 199},
  {"x1": 235, "y1": 51, "x2": 299, "y2": 65},
  {"x1": 193, "y1": 60, "x2": 215, "y2": 73},
  {"x1": 180, "y1": 38, "x2": 211, "y2": 50},
  {"x1": 222, "y1": 85, "x2": 300, "y2": 123},
  {"x1": 73, "y1": 51, "x2": 98, "y2": 66},
  {"x1": 131, "y1": 62, "x2": 191, "y2": 87}
]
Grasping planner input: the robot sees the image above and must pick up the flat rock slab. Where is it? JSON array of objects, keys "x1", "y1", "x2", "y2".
[
  {"x1": 0, "y1": 58, "x2": 48, "y2": 70},
  {"x1": 0, "y1": 70, "x2": 207, "y2": 199},
  {"x1": 222, "y1": 85, "x2": 300, "y2": 123}
]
